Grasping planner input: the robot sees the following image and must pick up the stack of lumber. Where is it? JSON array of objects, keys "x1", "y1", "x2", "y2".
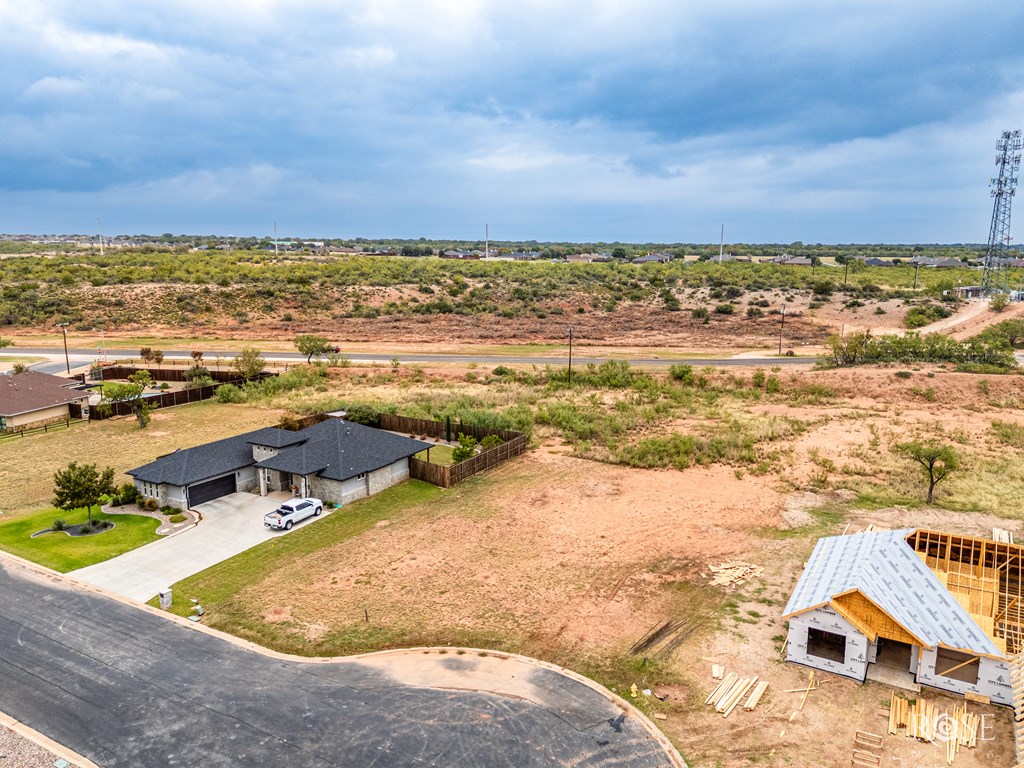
[
  {"x1": 887, "y1": 693, "x2": 979, "y2": 764},
  {"x1": 705, "y1": 672, "x2": 767, "y2": 717},
  {"x1": 708, "y1": 561, "x2": 763, "y2": 587}
]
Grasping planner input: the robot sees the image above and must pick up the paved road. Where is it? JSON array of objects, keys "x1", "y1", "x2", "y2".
[
  {"x1": 8, "y1": 345, "x2": 812, "y2": 368},
  {"x1": 0, "y1": 557, "x2": 681, "y2": 768},
  {"x1": 71, "y1": 492, "x2": 300, "y2": 602}
]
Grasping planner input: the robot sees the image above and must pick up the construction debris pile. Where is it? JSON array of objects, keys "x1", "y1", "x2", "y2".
[
  {"x1": 707, "y1": 561, "x2": 763, "y2": 588},
  {"x1": 887, "y1": 692, "x2": 979, "y2": 765}
]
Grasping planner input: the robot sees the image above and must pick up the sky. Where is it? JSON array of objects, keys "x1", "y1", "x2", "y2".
[{"x1": 0, "y1": 1, "x2": 1022, "y2": 244}]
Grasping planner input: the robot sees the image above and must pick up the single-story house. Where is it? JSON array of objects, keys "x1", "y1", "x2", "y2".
[
  {"x1": 784, "y1": 528, "x2": 1021, "y2": 706},
  {"x1": 128, "y1": 419, "x2": 432, "y2": 511},
  {"x1": 0, "y1": 371, "x2": 90, "y2": 431}
]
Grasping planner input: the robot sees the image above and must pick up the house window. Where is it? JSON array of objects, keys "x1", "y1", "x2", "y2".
[
  {"x1": 356, "y1": 472, "x2": 366, "y2": 480},
  {"x1": 934, "y1": 648, "x2": 979, "y2": 684},
  {"x1": 807, "y1": 628, "x2": 846, "y2": 663}
]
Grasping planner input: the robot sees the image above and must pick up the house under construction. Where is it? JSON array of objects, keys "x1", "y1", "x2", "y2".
[{"x1": 784, "y1": 528, "x2": 1024, "y2": 710}]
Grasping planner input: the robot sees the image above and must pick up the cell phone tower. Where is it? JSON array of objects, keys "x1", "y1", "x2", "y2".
[{"x1": 981, "y1": 129, "x2": 1022, "y2": 295}]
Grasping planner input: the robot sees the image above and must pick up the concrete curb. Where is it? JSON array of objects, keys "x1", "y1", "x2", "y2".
[{"x1": 0, "y1": 550, "x2": 686, "y2": 768}]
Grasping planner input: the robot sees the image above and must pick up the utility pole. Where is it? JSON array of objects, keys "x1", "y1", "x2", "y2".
[
  {"x1": 274, "y1": 222, "x2": 279, "y2": 258},
  {"x1": 485, "y1": 224, "x2": 489, "y2": 259},
  {"x1": 844, "y1": 259, "x2": 849, "y2": 285},
  {"x1": 567, "y1": 326, "x2": 573, "y2": 386},
  {"x1": 97, "y1": 219, "x2": 105, "y2": 256},
  {"x1": 57, "y1": 323, "x2": 70, "y2": 374},
  {"x1": 718, "y1": 225, "x2": 724, "y2": 263},
  {"x1": 778, "y1": 305, "x2": 786, "y2": 356},
  {"x1": 913, "y1": 262, "x2": 920, "y2": 290}
]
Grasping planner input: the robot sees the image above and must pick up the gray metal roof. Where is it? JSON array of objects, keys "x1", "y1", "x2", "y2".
[
  {"x1": 783, "y1": 529, "x2": 1001, "y2": 657},
  {"x1": 256, "y1": 419, "x2": 431, "y2": 482}
]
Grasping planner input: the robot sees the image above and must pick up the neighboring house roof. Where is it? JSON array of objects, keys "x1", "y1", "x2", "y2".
[
  {"x1": 783, "y1": 529, "x2": 1000, "y2": 657},
  {"x1": 256, "y1": 419, "x2": 432, "y2": 483},
  {"x1": 128, "y1": 431, "x2": 261, "y2": 486},
  {"x1": 0, "y1": 371, "x2": 89, "y2": 417}
]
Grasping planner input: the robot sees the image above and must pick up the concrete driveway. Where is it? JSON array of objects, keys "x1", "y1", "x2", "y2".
[{"x1": 71, "y1": 491, "x2": 317, "y2": 602}]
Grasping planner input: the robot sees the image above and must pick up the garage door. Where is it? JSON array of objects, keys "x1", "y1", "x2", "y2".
[{"x1": 187, "y1": 474, "x2": 237, "y2": 507}]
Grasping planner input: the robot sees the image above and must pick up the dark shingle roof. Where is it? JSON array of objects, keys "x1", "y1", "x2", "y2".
[
  {"x1": 244, "y1": 427, "x2": 308, "y2": 449},
  {"x1": 128, "y1": 430, "x2": 267, "y2": 485},
  {"x1": 256, "y1": 419, "x2": 431, "y2": 482},
  {"x1": 0, "y1": 371, "x2": 89, "y2": 417}
]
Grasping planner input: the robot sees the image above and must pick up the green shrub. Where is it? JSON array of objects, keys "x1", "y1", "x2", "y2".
[
  {"x1": 492, "y1": 365, "x2": 514, "y2": 377},
  {"x1": 215, "y1": 383, "x2": 244, "y2": 403},
  {"x1": 168, "y1": 513, "x2": 187, "y2": 524},
  {"x1": 904, "y1": 303, "x2": 952, "y2": 329},
  {"x1": 451, "y1": 433, "x2": 478, "y2": 462},
  {"x1": 895, "y1": 370, "x2": 912, "y2": 379},
  {"x1": 691, "y1": 307, "x2": 709, "y2": 322},
  {"x1": 52, "y1": 519, "x2": 67, "y2": 531},
  {"x1": 669, "y1": 364, "x2": 694, "y2": 384},
  {"x1": 161, "y1": 506, "x2": 175, "y2": 515},
  {"x1": 746, "y1": 306, "x2": 763, "y2": 318},
  {"x1": 145, "y1": 498, "x2": 158, "y2": 511},
  {"x1": 714, "y1": 303, "x2": 734, "y2": 315},
  {"x1": 751, "y1": 369, "x2": 766, "y2": 388},
  {"x1": 765, "y1": 376, "x2": 782, "y2": 394},
  {"x1": 480, "y1": 434, "x2": 503, "y2": 451}
]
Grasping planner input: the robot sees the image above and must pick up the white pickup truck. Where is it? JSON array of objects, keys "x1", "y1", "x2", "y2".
[{"x1": 264, "y1": 497, "x2": 323, "y2": 530}]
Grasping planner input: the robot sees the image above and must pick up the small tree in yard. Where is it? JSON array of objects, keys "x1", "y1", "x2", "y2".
[
  {"x1": 101, "y1": 370, "x2": 154, "y2": 428},
  {"x1": 53, "y1": 462, "x2": 115, "y2": 527},
  {"x1": 295, "y1": 334, "x2": 331, "y2": 363},
  {"x1": 990, "y1": 292, "x2": 1010, "y2": 313},
  {"x1": 893, "y1": 441, "x2": 960, "y2": 503},
  {"x1": 233, "y1": 346, "x2": 266, "y2": 380},
  {"x1": 452, "y1": 433, "x2": 478, "y2": 462}
]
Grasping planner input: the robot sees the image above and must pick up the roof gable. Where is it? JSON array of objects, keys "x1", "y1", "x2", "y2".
[{"x1": 783, "y1": 529, "x2": 1000, "y2": 657}]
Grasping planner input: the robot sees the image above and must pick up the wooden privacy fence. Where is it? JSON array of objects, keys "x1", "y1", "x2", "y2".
[
  {"x1": 407, "y1": 430, "x2": 529, "y2": 489},
  {"x1": 90, "y1": 379, "x2": 247, "y2": 420},
  {"x1": 376, "y1": 412, "x2": 524, "y2": 445},
  {"x1": 97, "y1": 365, "x2": 274, "y2": 384}
]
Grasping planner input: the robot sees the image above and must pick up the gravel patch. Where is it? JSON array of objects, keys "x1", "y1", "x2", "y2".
[{"x1": 0, "y1": 724, "x2": 78, "y2": 767}]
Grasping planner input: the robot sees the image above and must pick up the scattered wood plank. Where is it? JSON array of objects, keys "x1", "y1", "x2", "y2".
[
  {"x1": 707, "y1": 561, "x2": 764, "y2": 587},
  {"x1": 963, "y1": 691, "x2": 989, "y2": 704},
  {"x1": 851, "y1": 750, "x2": 881, "y2": 767},
  {"x1": 706, "y1": 672, "x2": 738, "y2": 706},
  {"x1": 711, "y1": 663, "x2": 724, "y2": 680},
  {"x1": 854, "y1": 731, "x2": 883, "y2": 750}
]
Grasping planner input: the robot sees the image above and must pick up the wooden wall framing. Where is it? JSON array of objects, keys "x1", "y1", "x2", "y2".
[{"x1": 907, "y1": 529, "x2": 1022, "y2": 655}]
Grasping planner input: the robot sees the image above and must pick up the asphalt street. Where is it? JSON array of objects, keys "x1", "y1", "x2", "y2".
[
  {"x1": 9, "y1": 345, "x2": 812, "y2": 370},
  {"x1": 0, "y1": 559, "x2": 680, "y2": 767}
]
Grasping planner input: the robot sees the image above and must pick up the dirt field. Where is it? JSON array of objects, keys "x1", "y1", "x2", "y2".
[{"x1": 177, "y1": 362, "x2": 1024, "y2": 768}]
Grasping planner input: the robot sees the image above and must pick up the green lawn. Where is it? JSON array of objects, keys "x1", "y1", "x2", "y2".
[
  {"x1": 415, "y1": 444, "x2": 454, "y2": 465},
  {"x1": 0, "y1": 506, "x2": 162, "y2": 572},
  {"x1": 151, "y1": 481, "x2": 443, "y2": 622}
]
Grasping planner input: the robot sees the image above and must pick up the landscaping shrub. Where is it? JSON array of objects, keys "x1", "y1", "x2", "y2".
[
  {"x1": 480, "y1": 434, "x2": 503, "y2": 451},
  {"x1": 161, "y1": 506, "x2": 175, "y2": 515},
  {"x1": 168, "y1": 513, "x2": 187, "y2": 524},
  {"x1": 118, "y1": 482, "x2": 139, "y2": 503},
  {"x1": 145, "y1": 498, "x2": 158, "y2": 511},
  {"x1": 451, "y1": 433, "x2": 478, "y2": 462},
  {"x1": 52, "y1": 519, "x2": 67, "y2": 531}
]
